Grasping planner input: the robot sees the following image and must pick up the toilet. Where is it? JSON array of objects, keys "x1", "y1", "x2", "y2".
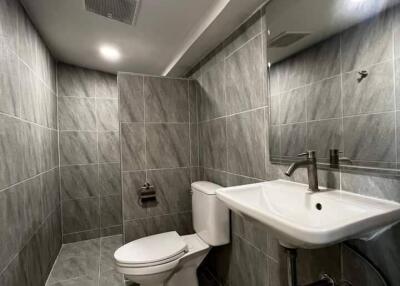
[{"x1": 114, "y1": 181, "x2": 230, "y2": 286}]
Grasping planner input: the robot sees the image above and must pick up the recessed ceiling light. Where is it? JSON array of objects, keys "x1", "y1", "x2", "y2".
[{"x1": 99, "y1": 45, "x2": 121, "y2": 61}]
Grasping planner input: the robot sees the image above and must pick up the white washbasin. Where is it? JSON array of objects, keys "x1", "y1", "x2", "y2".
[{"x1": 216, "y1": 179, "x2": 400, "y2": 249}]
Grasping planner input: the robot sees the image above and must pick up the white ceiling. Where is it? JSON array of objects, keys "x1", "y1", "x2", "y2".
[{"x1": 20, "y1": 0, "x2": 267, "y2": 76}]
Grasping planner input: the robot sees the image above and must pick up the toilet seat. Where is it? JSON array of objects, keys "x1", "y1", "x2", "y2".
[{"x1": 114, "y1": 231, "x2": 188, "y2": 275}]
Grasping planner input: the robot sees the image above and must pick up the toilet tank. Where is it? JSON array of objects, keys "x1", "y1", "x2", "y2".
[{"x1": 191, "y1": 181, "x2": 230, "y2": 246}]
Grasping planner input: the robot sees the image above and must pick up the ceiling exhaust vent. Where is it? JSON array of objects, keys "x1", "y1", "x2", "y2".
[
  {"x1": 268, "y1": 31, "x2": 310, "y2": 48},
  {"x1": 84, "y1": 0, "x2": 140, "y2": 25}
]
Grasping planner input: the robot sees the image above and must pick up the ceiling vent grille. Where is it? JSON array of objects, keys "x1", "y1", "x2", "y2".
[
  {"x1": 268, "y1": 31, "x2": 310, "y2": 48},
  {"x1": 84, "y1": 0, "x2": 140, "y2": 25}
]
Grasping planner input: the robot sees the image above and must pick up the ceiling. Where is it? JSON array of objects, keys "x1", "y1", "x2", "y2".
[
  {"x1": 20, "y1": 0, "x2": 267, "y2": 76},
  {"x1": 266, "y1": 0, "x2": 400, "y2": 64}
]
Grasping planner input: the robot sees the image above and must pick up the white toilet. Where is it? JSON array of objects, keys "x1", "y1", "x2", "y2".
[{"x1": 114, "y1": 181, "x2": 230, "y2": 286}]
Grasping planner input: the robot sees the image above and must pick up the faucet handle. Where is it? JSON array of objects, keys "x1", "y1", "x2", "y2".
[{"x1": 297, "y1": 151, "x2": 316, "y2": 159}]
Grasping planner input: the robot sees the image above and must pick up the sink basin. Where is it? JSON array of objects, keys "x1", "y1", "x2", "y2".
[{"x1": 216, "y1": 179, "x2": 400, "y2": 249}]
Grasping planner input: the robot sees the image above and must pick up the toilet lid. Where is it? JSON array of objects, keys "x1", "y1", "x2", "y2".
[{"x1": 114, "y1": 231, "x2": 188, "y2": 266}]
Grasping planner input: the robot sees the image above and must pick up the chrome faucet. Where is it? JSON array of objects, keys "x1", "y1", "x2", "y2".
[{"x1": 285, "y1": 151, "x2": 320, "y2": 192}]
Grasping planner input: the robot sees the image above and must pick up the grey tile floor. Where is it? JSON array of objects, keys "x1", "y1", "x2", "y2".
[
  {"x1": 45, "y1": 235, "x2": 125, "y2": 286},
  {"x1": 45, "y1": 234, "x2": 219, "y2": 286}
]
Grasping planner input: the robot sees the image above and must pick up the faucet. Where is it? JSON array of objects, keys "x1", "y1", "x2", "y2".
[{"x1": 285, "y1": 150, "x2": 320, "y2": 192}]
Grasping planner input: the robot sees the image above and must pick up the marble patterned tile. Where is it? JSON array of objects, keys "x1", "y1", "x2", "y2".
[
  {"x1": 96, "y1": 72, "x2": 117, "y2": 98},
  {"x1": 17, "y1": 8, "x2": 37, "y2": 69},
  {"x1": 62, "y1": 198, "x2": 100, "y2": 234},
  {"x1": 60, "y1": 164, "x2": 99, "y2": 201},
  {"x1": 341, "y1": 8, "x2": 393, "y2": 72},
  {"x1": 146, "y1": 123, "x2": 190, "y2": 169},
  {"x1": 0, "y1": 41, "x2": 19, "y2": 116},
  {"x1": 20, "y1": 234, "x2": 43, "y2": 286},
  {"x1": 101, "y1": 225, "x2": 122, "y2": 237},
  {"x1": 201, "y1": 168, "x2": 227, "y2": 187},
  {"x1": 62, "y1": 229, "x2": 100, "y2": 244},
  {"x1": 279, "y1": 86, "x2": 307, "y2": 124},
  {"x1": 58, "y1": 64, "x2": 96, "y2": 97},
  {"x1": 118, "y1": 73, "x2": 144, "y2": 122},
  {"x1": 343, "y1": 113, "x2": 396, "y2": 162},
  {"x1": 307, "y1": 119, "x2": 342, "y2": 159},
  {"x1": 59, "y1": 131, "x2": 97, "y2": 166},
  {"x1": 58, "y1": 97, "x2": 96, "y2": 131},
  {"x1": 22, "y1": 177, "x2": 44, "y2": 242},
  {"x1": 225, "y1": 35, "x2": 263, "y2": 115},
  {"x1": 227, "y1": 109, "x2": 266, "y2": 178},
  {"x1": 100, "y1": 195, "x2": 122, "y2": 228},
  {"x1": 304, "y1": 35, "x2": 340, "y2": 83},
  {"x1": 341, "y1": 171, "x2": 400, "y2": 202},
  {"x1": 98, "y1": 131, "x2": 120, "y2": 163},
  {"x1": 280, "y1": 123, "x2": 307, "y2": 157},
  {"x1": 99, "y1": 270, "x2": 124, "y2": 286},
  {"x1": 96, "y1": 98, "x2": 119, "y2": 131},
  {"x1": 47, "y1": 276, "x2": 98, "y2": 286},
  {"x1": 200, "y1": 61, "x2": 225, "y2": 121},
  {"x1": 342, "y1": 61, "x2": 394, "y2": 116},
  {"x1": 199, "y1": 119, "x2": 227, "y2": 170},
  {"x1": 270, "y1": 125, "x2": 281, "y2": 157},
  {"x1": 19, "y1": 61, "x2": 42, "y2": 125},
  {"x1": 146, "y1": 168, "x2": 191, "y2": 216},
  {"x1": 0, "y1": 250, "x2": 28, "y2": 286},
  {"x1": 120, "y1": 123, "x2": 145, "y2": 171},
  {"x1": 270, "y1": 95, "x2": 280, "y2": 125},
  {"x1": 189, "y1": 80, "x2": 199, "y2": 123},
  {"x1": 122, "y1": 171, "x2": 147, "y2": 220},
  {"x1": 307, "y1": 76, "x2": 341, "y2": 120},
  {"x1": 124, "y1": 212, "x2": 193, "y2": 243},
  {"x1": 0, "y1": 183, "x2": 25, "y2": 273},
  {"x1": 229, "y1": 236, "x2": 268, "y2": 286},
  {"x1": 0, "y1": 0, "x2": 18, "y2": 51},
  {"x1": 99, "y1": 163, "x2": 121, "y2": 197},
  {"x1": 223, "y1": 10, "x2": 262, "y2": 57},
  {"x1": 144, "y1": 77, "x2": 189, "y2": 122},
  {"x1": 0, "y1": 114, "x2": 24, "y2": 189},
  {"x1": 395, "y1": 58, "x2": 400, "y2": 110},
  {"x1": 190, "y1": 123, "x2": 199, "y2": 166},
  {"x1": 41, "y1": 168, "x2": 60, "y2": 217},
  {"x1": 100, "y1": 235, "x2": 122, "y2": 273}
]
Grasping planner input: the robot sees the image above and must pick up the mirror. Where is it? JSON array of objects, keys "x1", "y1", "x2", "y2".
[{"x1": 266, "y1": 0, "x2": 400, "y2": 172}]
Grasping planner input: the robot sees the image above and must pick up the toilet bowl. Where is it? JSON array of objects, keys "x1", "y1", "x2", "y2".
[
  {"x1": 115, "y1": 232, "x2": 210, "y2": 286},
  {"x1": 114, "y1": 181, "x2": 230, "y2": 286}
]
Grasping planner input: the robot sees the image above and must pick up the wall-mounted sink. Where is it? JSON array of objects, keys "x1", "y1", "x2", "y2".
[{"x1": 216, "y1": 180, "x2": 400, "y2": 249}]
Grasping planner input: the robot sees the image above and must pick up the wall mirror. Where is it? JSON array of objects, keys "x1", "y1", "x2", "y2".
[{"x1": 266, "y1": 0, "x2": 400, "y2": 173}]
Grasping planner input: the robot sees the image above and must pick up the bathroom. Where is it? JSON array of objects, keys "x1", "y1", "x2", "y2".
[{"x1": 1, "y1": 0, "x2": 400, "y2": 285}]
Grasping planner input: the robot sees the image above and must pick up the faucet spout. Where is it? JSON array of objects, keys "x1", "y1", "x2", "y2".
[
  {"x1": 285, "y1": 160, "x2": 311, "y2": 177},
  {"x1": 285, "y1": 151, "x2": 320, "y2": 192}
]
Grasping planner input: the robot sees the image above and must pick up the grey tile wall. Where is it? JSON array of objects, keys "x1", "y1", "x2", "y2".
[
  {"x1": 185, "y1": 2, "x2": 400, "y2": 286},
  {"x1": 0, "y1": 1, "x2": 61, "y2": 285},
  {"x1": 57, "y1": 64, "x2": 122, "y2": 242},
  {"x1": 118, "y1": 73, "x2": 198, "y2": 244}
]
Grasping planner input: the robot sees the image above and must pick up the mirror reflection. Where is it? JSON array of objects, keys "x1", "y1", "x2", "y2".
[{"x1": 266, "y1": 0, "x2": 400, "y2": 171}]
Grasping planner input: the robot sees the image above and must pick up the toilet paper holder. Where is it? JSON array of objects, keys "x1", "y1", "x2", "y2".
[{"x1": 138, "y1": 182, "x2": 157, "y2": 207}]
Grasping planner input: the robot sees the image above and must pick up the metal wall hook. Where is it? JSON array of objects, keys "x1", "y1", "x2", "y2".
[{"x1": 357, "y1": 70, "x2": 368, "y2": 82}]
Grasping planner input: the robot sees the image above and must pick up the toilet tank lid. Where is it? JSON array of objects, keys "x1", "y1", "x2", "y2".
[{"x1": 191, "y1": 181, "x2": 222, "y2": 195}]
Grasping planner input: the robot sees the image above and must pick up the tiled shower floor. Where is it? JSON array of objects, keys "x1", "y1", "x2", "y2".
[
  {"x1": 45, "y1": 235, "x2": 125, "y2": 286},
  {"x1": 45, "y1": 234, "x2": 218, "y2": 286}
]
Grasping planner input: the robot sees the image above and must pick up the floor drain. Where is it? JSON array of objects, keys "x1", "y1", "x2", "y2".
[{"x1": 316, "y1": 203, "x2": 322, "y2": 210}]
